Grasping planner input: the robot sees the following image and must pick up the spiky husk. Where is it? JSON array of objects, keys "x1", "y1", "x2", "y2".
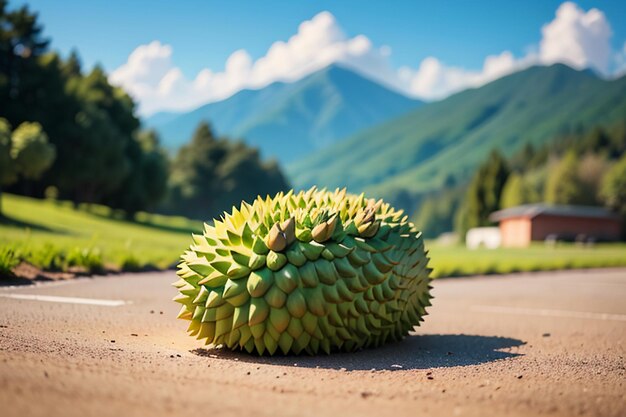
[{"x1": 173, "y1": 187, "x2": 432, "y2": 355}]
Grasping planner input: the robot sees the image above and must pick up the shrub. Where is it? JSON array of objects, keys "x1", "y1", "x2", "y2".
[
  {"x1": 66, "y1": 247, "x2": 104, "y2": 273},
  {"x1": 26, "y1": 244, "x2": 65, "y2": 271},
  {"x1": 120, "y1": 254, "x2": 142, "y2": 272},
  {"x1": 0, "y1": 245, "x2": 22, "y2": 276}
]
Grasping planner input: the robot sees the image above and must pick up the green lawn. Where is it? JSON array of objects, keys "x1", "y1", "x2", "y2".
[
  {"x1": 428, "y1": 243, "x2": 626, "y2": 278},
  {"x1": 0, "y1": 193, "x2": 202, "y2": 271},
  {"x1": 1, "y1": 193, "x2": 624, "y2": 277}
]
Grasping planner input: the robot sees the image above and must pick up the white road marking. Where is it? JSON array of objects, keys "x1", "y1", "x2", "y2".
[
  {"x1": 0, "y1": 294, "x2": 127, "y2": 307},
  {"x1": 471, "y1": 305, "x2": 626, "y2": 322}
]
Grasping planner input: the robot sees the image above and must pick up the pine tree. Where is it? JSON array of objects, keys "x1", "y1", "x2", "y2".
[
  {"x1": 545, "y1": 151, "x2": 585, "y2": 204},
  {"x1": 166, "y1": 122, "x2": 290, "y2": 219},
  {"x1": 0, "y1": 118, "x2": 16, "y2": 217},
  {"x1": 457, "y1": 150, "x2": 510, "y2": 237},
  {"x1": 500, "y1": 172, "x2": 526, "y2": 208}
]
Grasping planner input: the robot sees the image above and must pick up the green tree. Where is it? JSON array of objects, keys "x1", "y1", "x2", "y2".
[
  {"x1": 11, "y1": 121, "x2": 55, "y2": 179},
  {"x1": 28, "y1": 61, "x2": 139, "y2": 205},
  {"x1": 545, "y1": 151, "x2": 586, "y2": 204},
  {"x1": 0, "y1": 118, "x2": 16, "y2": 216},
  {"x1": 500, "y1": 172, "x2": 526, "y2": 208},
  {"x1": 0, "y1": 1, "x2": 170, "y2": 215},
  {"x1": 579, "y1": 127, "x2": 611, "y2": 155},
  {"x1": 1, "y1": 2, "x2": 141, "y2": 205},
  {"x1": 136, "y1": 130, "x2": 169, "y2": 208},
  {"x1": 601, "y1": 154, "x2": 626, "y2": 213},
  {"x1": 413, "y1": 189, "x2": 462, "y2": 238},
  {"x1": 577, "y1": 153, "x2": 609, "y2": 206},
  {"x1": 0, "y1": 118, "x2": 55, "y2": 216},
  {"x1": 454, "y1": 201, "x2": 469, "y2": 240},
  {"x1": 522, "y1": 166, "x2": 547, "y2": 203},
  {"x1": 104, "y1": 130, "x2": 169, "y2": 217},
  {"x1": 456, "y1": 150, "x2": 510, "y2": 237},
  {"x1": 166, "y1": 122, "x2": 289, "y2": 219},
  {"x1": 413, "y1": 198, "x2": 437, "y2": 237},
  {"x1": 601, "y1": 154, "x2": 626, "y2": 239},
  {"x1": 510, "y1": 142, "x2": 539, "y2": 171},
  {"x1": 606, "y1": 121, "x2": 626, "y2": 159},
  {"x1": 168, "y1": 122, "x2": 223, "y2": 205},
  {"x1": 0, "y1": 1, "x2": 50, "y2": 118},
  {"x1": 58, "y1": 66, "x2": 138, "y2": 203}
]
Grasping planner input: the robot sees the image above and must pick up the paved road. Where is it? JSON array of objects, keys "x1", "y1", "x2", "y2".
[{"x1": 1, "y1": 268, "x2": 625, "y2": 417}]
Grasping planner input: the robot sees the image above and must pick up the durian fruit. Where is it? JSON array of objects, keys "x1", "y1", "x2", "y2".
[{"x1": 173, "y1": 187, "x2": 432, "y2": 355}]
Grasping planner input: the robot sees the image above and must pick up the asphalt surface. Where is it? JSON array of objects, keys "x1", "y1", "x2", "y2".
[{"x1": 1, "y1": 268, "x2": 625, "y2": 417}]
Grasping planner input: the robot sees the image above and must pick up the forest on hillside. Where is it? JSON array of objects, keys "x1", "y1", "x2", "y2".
[
  {"x1": 413, "y1": 121, "x2": 626, "y2": 239},
  {"x1": 0, "y1": 1, "x2": 288, "y2": 220},
  {"x1": 2, "y1": 0, "x2": 624, "y2": 236}
]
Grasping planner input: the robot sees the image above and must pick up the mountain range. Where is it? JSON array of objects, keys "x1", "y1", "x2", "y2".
[
  {"x1": 148, "y1": 63, "x2": 626, "y2": 211},
  {"x1": 146, "y1": 65, "x2": 422, "y2": 163},
  {"x1": 288, "y1": 64, "x2": 626, "y2": 207}
]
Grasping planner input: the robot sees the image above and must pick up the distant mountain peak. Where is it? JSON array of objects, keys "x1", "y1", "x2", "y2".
[
  {"x1": 146, "y1": 64, "x2": 423, "y2": 163},
  {"x1": 502, "y1": 63, "x2": 598, "y2": 83},
  {"x1": 288, "y1": 63, "x2": 626, "y2": 210}
]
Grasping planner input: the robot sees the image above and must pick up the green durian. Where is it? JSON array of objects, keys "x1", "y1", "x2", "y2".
[{"x1": 174, "y1": 187, "x2": 432, "y2": 355}]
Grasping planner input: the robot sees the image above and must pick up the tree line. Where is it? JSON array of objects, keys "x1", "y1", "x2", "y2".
[
  {"x1": 414, "y1": 121, "x2": 626, "y2": 239},
  {"x1": 0, "y1": 1, "x2": 289, "y2": 220},
  {"x1": 162, "y1": 121, "x2": 289, "y2": 219}
]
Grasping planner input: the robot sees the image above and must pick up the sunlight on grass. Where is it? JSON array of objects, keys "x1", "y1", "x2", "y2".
[
  {"x1": 1, "y1": 193, "x2": 625, "y2": 276},
  {"x1": 0, "y1": 194, "x2": 202, "y2": 270},
  {"x1": 428, "y1": 243, "x2": 626, "y2": 277}
]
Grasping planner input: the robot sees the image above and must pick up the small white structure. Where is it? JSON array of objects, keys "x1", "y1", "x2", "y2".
[{"x1": 466, "y1": 227, "x2": 501, "y2": 249}]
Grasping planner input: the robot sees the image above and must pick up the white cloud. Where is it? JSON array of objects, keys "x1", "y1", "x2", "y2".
[
  {"x1": 110, "y1": 41, "x2": 173, "y2": 89},
  {"x1": 110, "y1": 2, "x2": 624, "y2": 116},
  {"x1": 539, "y1": 2, "x2": 612, "y2": 74},
  {"x1": 398, "y1": 2, "x2": 616, "y2": 99},
  {"x1": 111, "y1": 12, "x2": 396, "y2": 115},
  {"x1": 399, "y1": 51, "x2": 530, "y2": 100}
]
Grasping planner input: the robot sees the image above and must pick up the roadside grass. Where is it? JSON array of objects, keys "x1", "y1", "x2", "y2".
[
  {"x1": 0, "y1": 193, "x2": 202, "y2": 274},
  {"x1": 1, "y1": 193, "x2": 625, "y2": 278},
  {"x1": 428, "y1": 243, "x2": 626, "y2": 278},
  {"x1": 0, "y1": 245, "x2": 22, "y2": 275}
]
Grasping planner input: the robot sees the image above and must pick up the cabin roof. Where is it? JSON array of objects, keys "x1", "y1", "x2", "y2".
[{"x1": 489, "y1": 204, "x2": 620, "y2": 222}]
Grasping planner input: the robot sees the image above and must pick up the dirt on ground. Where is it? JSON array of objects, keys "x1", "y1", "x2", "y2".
[{"x1": 0, "y1": 269, "x2": 625, "y2": 417}]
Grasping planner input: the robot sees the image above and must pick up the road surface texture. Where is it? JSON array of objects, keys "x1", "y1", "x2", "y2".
[{"x1": 1, "y1": 268, "x2": 625, "y2": 417}]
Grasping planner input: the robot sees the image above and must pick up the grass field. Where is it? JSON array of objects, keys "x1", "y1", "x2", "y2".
[
  {"x1": 428, "y1": 244, "x2": 626, "y2": 278},
  {"x1": 1, "y1": 193, "x2": 625, "y2": 277},
  {"x1": 0, "y1": 193, "x2": 202, "y2": 273}
]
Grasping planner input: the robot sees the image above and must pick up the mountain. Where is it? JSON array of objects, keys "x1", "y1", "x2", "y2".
[
  {"x1": 288, "y1": 64, "x2": 626, "y2": 207},
  {"x1": 146, "y1": 65, "x2": 422, "y2": 163}
]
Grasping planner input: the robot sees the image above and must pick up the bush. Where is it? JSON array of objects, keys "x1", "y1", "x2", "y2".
[
  {"x1": 0, "y1": 245, "x2": 22, "y2": 276},
  {"x1": 0, "y1": 243, "x2": 105, "y2": 275},
  {"x1": 120, "y1": 254, "x2": 142, "y2": 272},
  {"x1": 66, "y1": 247, "x2": 104, "y2": 273},
  {"x1": 44, "y1": 186, "x2": 59, "y2": 201},
  {"x1": 26, "y1": 244, "x2": 66, "y2": 271}
]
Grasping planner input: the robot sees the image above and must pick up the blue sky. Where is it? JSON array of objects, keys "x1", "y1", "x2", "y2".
[
  {"x1": 20, "y1": 0, "x2": 626, "y2": 74},
  {"x1": 17, "y1": 1, "x2": 626, "y2": 114}
]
